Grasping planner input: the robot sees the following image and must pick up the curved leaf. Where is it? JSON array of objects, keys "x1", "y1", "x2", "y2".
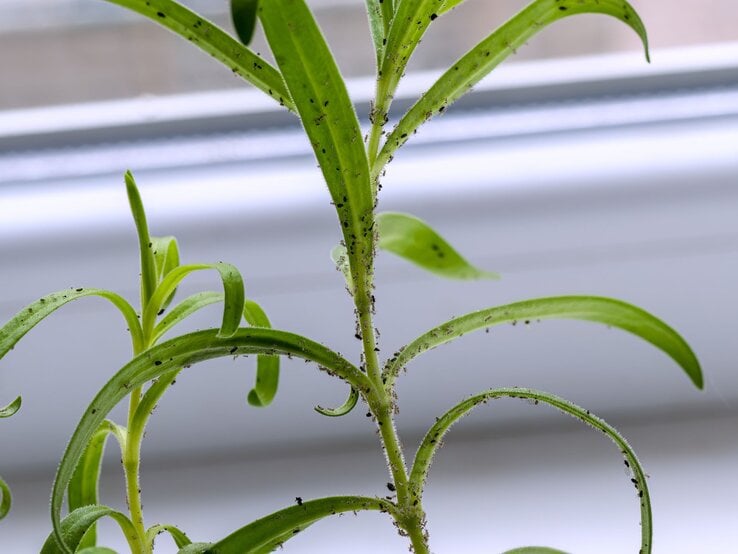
[
  {"x1": 243, "y1": 299, "x2": 280, "y2": 407},
  {"x1": 376, "y1": 212, "x2": 498, "y2": 280},
  {"x1": 205, "y1": 496, "x2": 394, "y2": 553},
  {"x1": 374, "y1": 0, "x2": 649, "y2": 176},
  {"x1": 125, "y1": 171, "x2": 158, "y2": 311},
  {"x1": 152, "y1": 292, "x2": 225, "y2": 343},
  {"x1": 0, "y1": 396, "x2": 21, "y2": 418},
  {"x1": 142, "y1": 263, "x2": 245, "y2": 340},
  {"x1": 384, "y1": 296, "x2": 702, "y2": 390},
  {"x1": 0, "y1": 475, "x2": 11, "y2": 520},
  {"x1": 77, "y1": 548, "x2": 118, "y2": 554},
  {"x1": 51, "y1": 327, "x2": 368, "y2": 551},
  {"x1": 259, "y1": 0, "x2": 376, "y2": 312},
  {"x1": 502, "y1": 546, "x2": 566, "y2": 554},
  {"x1": 101, "y1": 0, "x2": 294, "y2": 110},
  {"x1": 409, "y1": 388, "x2": 651, "y2": 553},
  {"x1": 41, "y1": 505, "x2": 141, "y2": 554},
  {"x1": 68, "y1": 421, "x2": 126, "y2": 550},
  {"x1": 145, "y1": 523, "x2": 191, "y2": 549},
  {"x1": 315, "y1": 387, "x2": 359, "y2": 417},
  {"x1": 230, "y1": 0, "x2": 259, "y2": 46},
  {"x1": 0, "y1": 288, "x2": 143, "y2": 358}
]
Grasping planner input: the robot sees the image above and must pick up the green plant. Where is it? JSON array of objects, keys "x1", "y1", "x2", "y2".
[{"x1": 0, "y1": 1, "x2": 704, "y2": 553}]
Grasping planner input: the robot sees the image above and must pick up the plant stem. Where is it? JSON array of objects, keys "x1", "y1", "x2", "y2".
[
  {"x1": 357, "y1": 285, "x2": 429, "y2": 552},
  {"x1": 124, "y1": 386, "x2": 148, "y2": 554}
]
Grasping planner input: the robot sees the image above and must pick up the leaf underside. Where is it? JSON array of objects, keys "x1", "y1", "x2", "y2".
[
  {"x1": 410, "y1": 388, "x2": 651, "y2": 553},
  {"x1": 376, "y1": 212, "x2": 498, "y2": 280},
  {"x1": 384, "y1": 296, "x2": 702, "y2": 390}
]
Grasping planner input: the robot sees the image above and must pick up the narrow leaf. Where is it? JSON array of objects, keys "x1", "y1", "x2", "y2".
[
  {"x1": 503, "y1": 546, "x2": 566, "y2": 554},
  {"x1": 330, "y1": 244, "x2": 354, "y2": 293},
  {"x1": 142, "y1": 263, "x2": 245, "y2": 340},
  {"x1": 145, "y1": 523, "x2": 191, "y2": 549},
  {"x1": 384, "y1": 296, "x2": 702, "y2": 390},
  {"x1": 205, "y1": 496, "x2": 394, "y2": 553},
  {"x1": 230, "y1": 0, "x2": 259, "y2": 46},
  {"x1": 150, "y1": 235, "x2": 181, "y2": 311},
  {"x1": 376, "y1": 212, "x2": 498, "y2": 280},
  {"x1": 68, "y1": 421, "x2": 126, "y2": 550},
  {"x1": 379, "y1": 0, "x2": 447, "y2": 106},
  {"x1": 243, "y1": 299, "x2": 280, "y2": 407},
  {"x1": 314, "y1": 387, "x2": 359, "y2": 417},
  {"x1": 409, "y1": 388, "x2": 651, "y2": 553},
  {"x1": 0, "y1": 475, "x2": 11, "y2": 520},
  {"x1": 77, "y1": 548, "x2": 118, "y2": 554},
  {"x1": 177, "y1": 543, "x2": 212, "y2": 554},
  {"x1": 102, "y1": 0, "x2": 294, "y2": 110},
  {"x1": 438, "y1": 0, "x2": 464, "y2": 14},
  {"x1": 0, "y1": 288, "x2": 143, "y2": 359},
  {"x1": 0, "y1": 396, "x2": 21, "y2": 418},
  {"x1": 41, "y1": 505, "x2": 141, "y2": 554},
  {"x1": 152, "y1": 292, "x2": 225, "y2": 343},
  {"x1": 51, "y1": 328, "x2": 368, "y2": 550},
  {"x1": 125, "y1": 171, "x2": 158, "y2": 311},
  {"x1": 364, "y1": 0, "x2": 392, "y2": 63},
  {"x1": 259, "y1": 0, "x2": 376, "y2": 311},
  {"x1": 375, "y1": 0, "x2": 649, "y2": 176}
]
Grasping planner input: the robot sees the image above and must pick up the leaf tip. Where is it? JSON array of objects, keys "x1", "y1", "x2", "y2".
[{"x1": 247, "y1": 389, "x2": 265, "y2": 407}]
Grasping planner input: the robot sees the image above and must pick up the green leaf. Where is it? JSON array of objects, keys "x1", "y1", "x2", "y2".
[
  {"x1": 204, "y1": 496, "x2": 394, "y2": 553},
  {"x1": 125, "y1": 171, "x2": 158, "y2": 311},
  {"x1": 502, "y1": 546, "x2": 566, "y2": 554},
  {"x1": 374, "y1": 0, "x2": 649, "y2": 176},
  {"x1": 364, "y1": 0, "x2": 393, "y2": 63},
  {"x1": 41, "y1": 505, "x2": 141, "y2": 554},
  {"x1": 314, "y1": 387, "x2": 359, "y2": 417},
  {"x1": 101, "y1": 0, "x2": 294, "y2": 111},
  {"x1": 384, "y1": 296, "x2": 702, "y2": 391},
  {"x1": 152, "y1": 292, "x2": 225, "y2": 343},
  {"x1": 142, "y1": 263, "x2": 245, "y2": 341},
  {"x1": 409, "y1": 388, "x2": 651, "y2": 554},
  {"x1": 230, "y1": 0, "x2": 259, "y2": 46},
  {"x1": 0, "y1": 475, "x2": 11, "y2": 520},
  {"x1": 378, "y1": 0, "x2": 447, "y2": 107},
  {"x1": 77, "y1": 547, "x2": 118, "y2": 554},
  {"x1": 51, "y1": 328, "x2": 368, "y2": 551},
  {"x1": 0, "y1": 396, "x2": 21, "y2": 418},
  {"x1": 150, "y1": 235, "x2": 181, "y2": 312},
  {"x1": 145, "y1": 523, "x2": 191, "y2": 549},
  {"x1": 259, "y1": 0, "x2": 376, "y2": 312},
  {"x1": 330, "y1": 244, "x2": 354, "y2": 293},
  {"x1": 438, "y1": 0, "x2": 464, "y2": 14},
  {"x1": 376, "y1": 212, "x2": 498, "y2": 280},
  {"x1": 0, "y1": 288, "x2": 143, "y2": 359},
  {"x1": 67, "y1": 421, "x2": 126, "y2": 550},
  {"x1": 243, "y1": 299, "x2": 280, "y2": 407},
  {"x1": 177, "y1": 543, "x2": 212, "y2": 554}
]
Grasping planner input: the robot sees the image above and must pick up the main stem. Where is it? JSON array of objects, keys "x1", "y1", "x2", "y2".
[{"x1": 358, "y1": 93, "x2": 430, "y2": 547}]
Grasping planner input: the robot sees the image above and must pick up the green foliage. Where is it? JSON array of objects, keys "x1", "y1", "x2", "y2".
[{"x1": 0, "y1": 0, "x2": 705, "y2": 553}]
